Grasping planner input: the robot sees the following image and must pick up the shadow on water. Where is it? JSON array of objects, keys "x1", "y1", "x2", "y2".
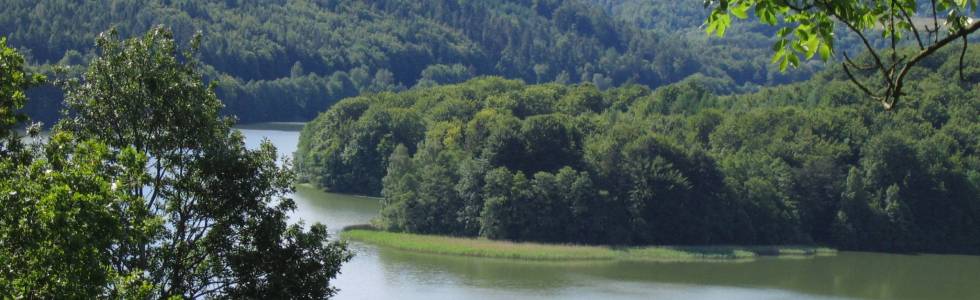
[{"x1": 290, "y1": 184, "x2": 380, "y2": 232}]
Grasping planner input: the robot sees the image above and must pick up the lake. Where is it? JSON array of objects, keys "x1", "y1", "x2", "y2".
[{"x1": 239, "y1": 123, "x2": 980, "y2": 300}]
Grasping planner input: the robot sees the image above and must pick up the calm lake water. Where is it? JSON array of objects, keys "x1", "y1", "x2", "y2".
[{"x1": 239, "y1": 123, "x2": 980, "y2": 300}]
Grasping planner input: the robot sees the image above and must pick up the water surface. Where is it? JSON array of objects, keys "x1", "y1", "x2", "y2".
[{"x1": 240, "y1": 124, "x2": 980, "y2": 300}]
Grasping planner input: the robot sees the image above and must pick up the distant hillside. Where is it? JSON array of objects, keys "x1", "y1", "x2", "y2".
[{"x1": 1, "y1": 0, "x2": 820, "y2": 124}]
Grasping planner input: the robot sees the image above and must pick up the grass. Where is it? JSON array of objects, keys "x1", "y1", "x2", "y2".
[
  {"x1": 340, "y1": 227, "x2": 837, "y2": 262},
  {"x1": 342, "y1": 229, "x2": 617, "y2": 260}
]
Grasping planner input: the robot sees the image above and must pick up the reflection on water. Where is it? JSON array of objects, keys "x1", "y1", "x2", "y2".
[
  {"x1": 290, "y1": 184, "x2": 379, "y2": 232},
  {"x1": 239, "y1": 124, "x2": 980, "y2": 300}
]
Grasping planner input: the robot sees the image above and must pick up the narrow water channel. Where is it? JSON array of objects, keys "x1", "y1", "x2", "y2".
[{"x1": 239, "y1": 123, "x2": 980, "y2": 300}]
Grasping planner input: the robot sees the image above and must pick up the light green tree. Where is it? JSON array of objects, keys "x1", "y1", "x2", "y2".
[
  {"x1": 1, "y1": 36, "x2": 154, "y2": 299},
  {"x1": 0, "y1": 37, "x2": 43, "y2": 157},
  {"x1": 705, "y1": 0, "x2": 980, "y2": 109}
]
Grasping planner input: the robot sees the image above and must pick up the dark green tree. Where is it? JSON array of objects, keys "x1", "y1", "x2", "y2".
[
  {"x1": 479, "y1": 167, "x2": 518, "y2": 240},
  {"x1": 56, "y1": 27, "x2": 351, "y2": 299}
]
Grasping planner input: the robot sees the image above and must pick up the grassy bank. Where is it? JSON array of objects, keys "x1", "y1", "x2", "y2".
[{"x1": 340, "y1": 228, "x2": 836, "y2": 262}]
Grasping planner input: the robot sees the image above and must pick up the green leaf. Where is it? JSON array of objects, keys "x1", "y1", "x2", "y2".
[
  {"x1": 772, "y1": 38, "x2": 787, "y2": 52},
  {"x1": 705, "y1": 11, "x2": 732, "y2": 37},
  {"x1": 776, "y1": 27, "x2": 791, "y2": 38},
  {"x1": 818, "y1": 43, "x2": 832, "y2": 61},
  {"x1": 764, "y1": 11, "x2": 777, "y2": 24},
  {"x1": 731, "y1": 4, "x2": 749, "y2": 19},
  {"x1": 771, "y1": 49, "x2": 786, "y2": 65},
  {"x1": 792, "y1": 41, "x2": 805, "y2": 53},
  {"x1": 805, "y1": 37, "x2": 820, "y2": 60},
  {"x1": 716, "y1": 13, "x2": 731, "y2": 37}
]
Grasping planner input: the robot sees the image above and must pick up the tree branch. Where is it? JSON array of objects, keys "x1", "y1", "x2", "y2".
[
  {"x1": 891, "y1": 20, "x2": 980, "y2": 109},
  {"x1": 844, "y1": 52, "x2": 876, "y2": 70},
  {"x1": 899, "y1": 4, "x2": 925, "y2": 50},
  {"x1": 960, "y1": 35, "x2": 968, "y2": 81},
  {"x1": 931, "y1": 0, "x2": 940, "y2": 44},
  {"x1": 842, "y1": 61, "x2": 880, "y2": 100},
  {"x1": 830, "y1": 10, "x2": 895, "y2": 92}
]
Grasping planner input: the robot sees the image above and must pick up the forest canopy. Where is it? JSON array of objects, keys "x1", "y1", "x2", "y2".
[
  {"x1": 4, "y1": 1, "x2": 980, "y2": 298},
  {"x1": 297, "y1": 45, "x2": 980, "y2": 252},
  {"x1": 2, "y1": 0, "x2": 823, "y2": 124}
]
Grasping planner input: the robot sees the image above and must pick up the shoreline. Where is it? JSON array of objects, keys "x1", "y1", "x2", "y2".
[
  {"x1": 294, "y1": 183, "x2": 382, "y2": 199},
  {"x1": 234, "y1": 122, "x2": 307, "y2": 131},
  {"x1": 340, "y1": 227, "x2": 837, "y2": 262}
]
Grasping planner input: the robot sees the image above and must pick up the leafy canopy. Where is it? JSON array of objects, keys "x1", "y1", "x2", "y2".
[
  {"x1": 299, "y1": 59, "x2": 979, "y2": 251},
  {"x1": 0, "y1": 37, "x2": 43, "y2": 154},
  {"x1": 2, "y1": 27, "x2": 352, "y2": 299},
  {"x1": 705, "y1": 0, "x2": 980, "y2": 109}
]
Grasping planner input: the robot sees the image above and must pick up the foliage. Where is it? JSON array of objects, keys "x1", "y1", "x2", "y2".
[
  {"x1": 0, "y1": 133, "x2": 153, "y2": 298},
  {"x1": 705, "y1": 0, "x2": 980, "y2": 109},
  {"x1": 2, "y1": 0, "x2": 827, "y2": 124},
  {"x1": 300, "y1": 46, "x2": 979, "y2": 252},
  {"x1": 0, "y1": 37, "x2": 43, "y2": 156},
  {"x1": 1, "y1": 39, "x2": 137, "y2": 298},
  {"x1": 1, "y1": 29, "x2": 352, "y2": 299}
]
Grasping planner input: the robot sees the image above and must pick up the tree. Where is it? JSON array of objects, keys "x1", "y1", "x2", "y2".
[
  {"x1": 833, "y1": 167, "x2": 871, "y2": 248},
  {"x1": 792, "y1": 157, "x2": 845, "y2": 244},
  {"x1": 305, "y1": 65, "x2": 979, "y2": 252},
  {"x1": 417, "y1": 64, "x2": 474, "y2": 87},
  {"x1": 528, "y1": 172, "x2": 571, "y2": 242},
  {"x1": 1, "y1": 38, "x2": 147, "y2": 299},
  {"x1": 380, "y1": 144, "x2": 418, "y2": 231},
  {"x1": 1, "y1": 133, "x2": 154, "y2": 299},
  {"x1": 706, "y1": 0, "x2": 980, "y2": 109},
  {"x1": 412, "y1": 143, "x2": 464, "y2": 234},
  {"x1": 56, "y1": 27, "x2": 351, "y2": 299},
  {"x1": 454, "y1": 158, "x2": 490, "y2": 236},
  {"x1": 479, "y1": 167, "x2": 517, "y2": 239},
  {"x1": 291, "y1": 61, "x2": 306, "y2": 77},
  {"x1": 520, "y1": 114, "x2": 584, "y2": 173},
  {"x1": 555, "y1": 167, "x2": 602, "y2": 243},
  {"x1": 533, "y1": 64, "x2": 550, "y2": 83},
  {"x1": 883, "y1": 184, "x2": 914, "y2": 249},
  {"x1": 0, "y1": 37, "x2": 43, "y2": 157}
]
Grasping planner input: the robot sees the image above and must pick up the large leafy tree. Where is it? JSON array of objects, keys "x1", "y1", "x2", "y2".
[
  {"x1": 1, "y1": 133, "x2": 153, "y2": 298},
  {"x1": 706, "y1": 0, "x2": 980, "y2": 109},
  {"x1": 48, "y1": 27, "x2": 351, "y2": 299},
  {"x1": 2, "y1": 35, "x2": 140, "y2": 299}
]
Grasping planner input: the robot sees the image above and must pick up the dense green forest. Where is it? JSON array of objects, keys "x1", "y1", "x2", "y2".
[
  {"x1": 1, "y1": 0, "x2": 827, "y2": 124},
  {"x1": 296, "y1": 46, "x2": 979, "y2": 253},
  {"x1": 5, "y1": 0, "x2": 980, "y2": 298}
]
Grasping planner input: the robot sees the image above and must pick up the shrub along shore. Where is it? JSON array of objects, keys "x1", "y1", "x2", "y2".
[{"x1": 340, "y1": 227, "x2": 836, "y2": 262}]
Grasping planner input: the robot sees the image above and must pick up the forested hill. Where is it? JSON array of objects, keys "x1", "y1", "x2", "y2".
[
  {"x1": 2, "y1": 0, "x2": 816, "y2": 124},
  {"x1": 296, "y1": 46, "x2": 979, "y2": 253}
]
